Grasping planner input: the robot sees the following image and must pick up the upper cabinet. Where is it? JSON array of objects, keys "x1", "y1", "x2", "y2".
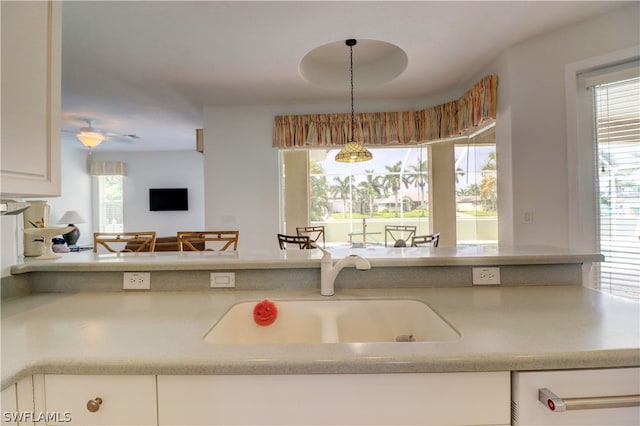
[{"x1": 1, "y1": 1, "x2": 61, "y2": 197}]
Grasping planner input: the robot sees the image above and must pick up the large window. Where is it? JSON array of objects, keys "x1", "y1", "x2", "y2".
[
  {"x1": 455, "y1": 141, "x2": 498, "y2": 247},
  {"x1": 307, "y1": 146, "x2": 430, "y2": 246},
  {"x1": 594, "y1": 76, "x2": 640, "y2": 299},
  {"x1": 281, "y1": 131, "x2": 497, "y2": 247},
  {"x1": 95, "y1": 175, "x2": 124, "y2": 232}
]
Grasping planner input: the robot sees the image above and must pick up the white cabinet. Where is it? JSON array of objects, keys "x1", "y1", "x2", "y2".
[
  {"x1": 157, "y1": 372, "x2": 510, "y2": 426},
  {"x1": 512, "y1": 367, "x2": 640, "y2": 425},
  {"x1": 42, "y1": 375, "x2": 157, "y2": 426},
  {"x1": 2, "y1": 376, "x2": 35, "y2": 426},
  {"x1": 0, "y1": 0, "x2": 61, "y2": 197},
  {"x1": 1, "y1": 385, "x2": 17, "y2": 426}
]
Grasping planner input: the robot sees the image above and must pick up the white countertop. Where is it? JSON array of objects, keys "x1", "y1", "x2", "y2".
[
  {"x1": 9, "y1": 245, "x2": 604, "y2": 273},
  {"x1": 2, "y1": 285, "x2": 638, "y2": 390}
]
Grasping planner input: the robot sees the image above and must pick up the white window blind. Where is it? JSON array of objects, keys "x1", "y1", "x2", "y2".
[
  {"x1": 90, "y1": 161, "x2": 126, "y2": 176},
  {"x1": 594, "y1": 76, "x2": 640, "y2": 299}
]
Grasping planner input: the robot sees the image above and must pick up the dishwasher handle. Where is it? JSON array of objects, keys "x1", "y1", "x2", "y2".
[{"x1": 539, "y1": 388, "x2": 640, "y2": 412}]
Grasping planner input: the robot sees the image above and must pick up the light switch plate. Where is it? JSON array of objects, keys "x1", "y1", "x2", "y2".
[
  {"x1": 472, "y1": 267, "x2": 500, "y2": 285},
  {"x1": 123, "y1": 272, "x2": 151, "y2": 290},
  {"x1": 210, "y1": 272, "x2": 235, "y2": 288}
]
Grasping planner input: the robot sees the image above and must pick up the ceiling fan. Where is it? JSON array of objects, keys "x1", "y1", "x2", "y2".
[{"x1": 62, "y1": 119, "x2": 140, "y2": 148}]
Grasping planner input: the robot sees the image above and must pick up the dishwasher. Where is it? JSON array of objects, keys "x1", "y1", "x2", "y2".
[{"x1": 512, "y1": 367, "x2": 640, "y2": 425}]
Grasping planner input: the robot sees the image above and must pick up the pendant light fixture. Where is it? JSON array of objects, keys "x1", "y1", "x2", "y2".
[{"x1": 335, "y1": 39, "x2": 372, "y2": 163}]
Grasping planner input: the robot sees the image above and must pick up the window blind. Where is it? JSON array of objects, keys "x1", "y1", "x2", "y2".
[
  {"x1": 90, "y1": 161, "x2": 126, "y2": 176},
  {"x1": 594, "y1": 77, "x2": 640, "y2": 299}
]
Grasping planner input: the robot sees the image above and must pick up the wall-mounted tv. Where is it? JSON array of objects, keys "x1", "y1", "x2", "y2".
[{"x1": 149, "y1": 188, "x2": 188, "y2": 211}]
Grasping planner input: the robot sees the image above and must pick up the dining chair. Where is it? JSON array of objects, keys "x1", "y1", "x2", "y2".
[
  {"x1": 384, "y1": 225, "x2": 417, "y2": 247},
  {"x1": 277, "y1": 233, "x2": 311, "y2": 249},
  {"x1": 411, "y1": 232, "x2": 440, "y2": 247},
  {"x1": 296, "y1": 226, "x2": 325, "y2": 248},
  {"x1": 93, "y1": 231, "x2": 157, "y2": 253},
  {"x1": 177, "y1": 231, "x2": 239, "y2": 251}
]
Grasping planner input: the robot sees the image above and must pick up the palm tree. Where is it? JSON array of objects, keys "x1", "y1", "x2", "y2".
[
  {"x1": 407, "y1": 161, "x2": 428, "y2": 216},
  {"x1": 310, "y1": 175, "x2": 331, "y2": 221},
  {"x1": 480, "y1": 151, "x2": 497, "y2": 212},
  {"x1": 382, "y1": 161, "x2": 410, "y2": 216},
  {"x1": 358, "y1": 170, "x2": 384, "y2": 217},
  {"x1": 330, "y1": 176, "x2": 354, "y2": 219},
  {"x1": 309, "y1": 161, "x2": 331, "y2": 221}
]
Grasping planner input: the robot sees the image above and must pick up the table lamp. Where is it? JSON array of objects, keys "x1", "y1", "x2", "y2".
[{"x1": 57, "y1": 210, "x2": 86, "y2": 246}]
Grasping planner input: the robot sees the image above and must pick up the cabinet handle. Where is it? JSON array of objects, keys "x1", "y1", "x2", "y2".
[
  {"x1": 539, "y1": 388, "x2": 640, "y2": 412},
  {"x1": 86, "y1": 397, "x2": 103, "y2": 413}
]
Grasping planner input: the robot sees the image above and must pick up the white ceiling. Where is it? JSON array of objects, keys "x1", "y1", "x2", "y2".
[{"x1": 60, "y1": 1, "x2": 627, "y2": 152}]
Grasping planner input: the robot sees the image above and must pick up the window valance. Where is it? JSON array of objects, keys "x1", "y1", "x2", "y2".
[
  {"x1": 273, "y1": 75, "x2": 497, "y2": 148},
  {"x1": 90, "y1": 161, "x2": 126, "y2": 176}
]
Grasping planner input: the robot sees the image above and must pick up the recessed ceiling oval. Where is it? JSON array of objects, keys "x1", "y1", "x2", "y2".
[{"x1": 299, "y1": 39, "x2": 408, "y2": 90}]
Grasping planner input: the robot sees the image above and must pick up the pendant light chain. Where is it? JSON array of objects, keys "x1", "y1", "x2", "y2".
[{"x1": 350, "y1": 40, "x2": 355, "y2": 142}]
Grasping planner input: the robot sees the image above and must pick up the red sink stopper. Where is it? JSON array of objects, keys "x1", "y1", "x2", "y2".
[{"x1": 253, "y1": 299, "x2": 278, "y2": 326}]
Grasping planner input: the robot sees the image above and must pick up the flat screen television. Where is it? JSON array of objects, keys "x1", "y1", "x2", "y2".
[{"x1": 149, "y1": 188, "x2": 188, "y2": 211}]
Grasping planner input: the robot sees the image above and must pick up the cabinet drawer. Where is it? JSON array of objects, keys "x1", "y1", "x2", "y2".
[
  {"x1": 512, "y1": 367, "x2": 640, "y2": 425},
  {"x1": 158, "y1": 372, "x2": 510, "y2": 425},
  {"x1": 44, "y1": 375, "x2": 156, "y2": 426}
]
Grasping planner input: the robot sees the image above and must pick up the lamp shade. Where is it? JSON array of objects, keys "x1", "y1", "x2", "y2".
[
  {"x1": 58, "y1": 210, "x2": 86, "y2": 225},
  {"x1": 335, "y1": 141, "x2": 373, "y2": 163},
  {"x1": 77, "y1": 131, "x2": 105, "y2": 148},
  {"x1": 57, "y1": 211, "x2": 85, "y2": 246}
]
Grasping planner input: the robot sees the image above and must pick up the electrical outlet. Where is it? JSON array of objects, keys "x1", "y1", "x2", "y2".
[
  {"x1": 472, "y1": 267, "x2": 500, "y2": 285},
  {"x1": 210, "y1": 272, "x2": 235, "y2": 288},
  {"x1": 123, "y1": 272, "x2": 151, "y2": 290}
]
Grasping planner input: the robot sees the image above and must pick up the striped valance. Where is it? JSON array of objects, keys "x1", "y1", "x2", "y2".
[
  {"x1": 90, "y1": 161, "x2": 126, "y2": 176},
  {"x1": 273, "y1": 75, "x2": 497, "y2": 148}
]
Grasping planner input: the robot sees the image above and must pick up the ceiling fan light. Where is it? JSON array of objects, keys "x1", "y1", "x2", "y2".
[
  {"x1": 77, "y1": 131, "x2": 105, "y2": 148},
  {"x1": 335, "y1": 141, "x2": 373, "y2": 163}
]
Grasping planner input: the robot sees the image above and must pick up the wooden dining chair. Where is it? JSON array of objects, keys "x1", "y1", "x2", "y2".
[
  {"x1": 177, "y1": 231, "x2": 239, "y2": 251},
  {"x1": 384, "y1": 225, "x2": 417, "y2": 247},
  {"x1": 411, "y1": 232, "x2": 440, "y2": 247},
  {"x1": 93, "y1": 231, "x2": 157, "y2": 253},
  {"x1": 296, "y1": 226, "x2": 325, "y2": 248},
  {"x1": 277, "y1": 233, "x2": 311, "y2": 249}
]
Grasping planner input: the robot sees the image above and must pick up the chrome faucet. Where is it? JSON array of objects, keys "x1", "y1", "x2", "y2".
[{"x1": 319, "y1": 247, "x2": 371, "y2": 296}]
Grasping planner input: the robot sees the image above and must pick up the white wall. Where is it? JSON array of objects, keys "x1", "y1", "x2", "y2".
[
  {"x1": 45, "y1": 143, "x2": 93, "y2": 246},
  {"x1": 92, "y1": 151, "x2": 205, "y2": 237},
  {"x1": 467, "y1": 3, "x2": 639, "y2": 248}
]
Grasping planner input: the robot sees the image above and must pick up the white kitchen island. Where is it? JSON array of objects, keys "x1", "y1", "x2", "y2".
[{"x1": 2, "y1": 246, "x2": 638, "y2": 425}]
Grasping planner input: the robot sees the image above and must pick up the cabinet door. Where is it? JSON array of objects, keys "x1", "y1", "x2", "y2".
[
  {"x1": 2, "y1": 377, "x2": 35, "y2": 426},
  {"x1": 158, "y1": 372, "x2": 510, "y2": 425},
  {"x1": 0, "y1": 0, "x2": 61, "y2": 197},
  {"x1": 43, "y1": 375, "x2": 157, "y2": 426},
  {"x1": 1, "y1": 385, "x2": 17, "y2": 426}
]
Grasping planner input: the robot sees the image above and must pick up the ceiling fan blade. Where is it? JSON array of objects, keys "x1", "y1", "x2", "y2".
[
  {"x1": 62, "y1": 119, "x2": 140, "y2": 145},
  {"x1": 104, "y1": 131, "x2": 140, "y2": 140}
]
